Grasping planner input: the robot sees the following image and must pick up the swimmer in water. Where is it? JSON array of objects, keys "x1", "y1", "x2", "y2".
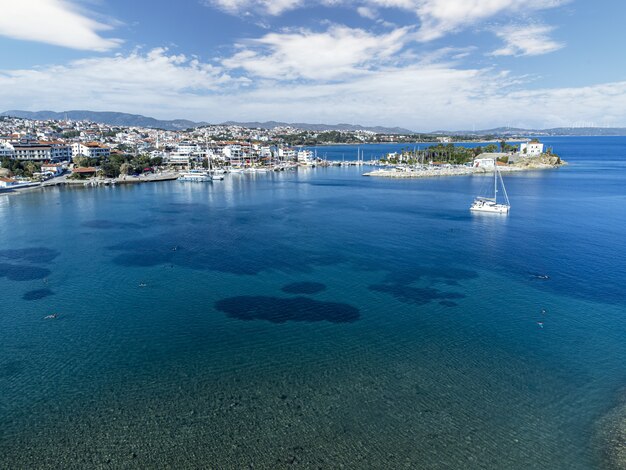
[
  {"x1": 541, "y1": 308, "x2": 547, "y2": 315},
  {"x1": 139, "y1": 282, "x2": 147, "y2": 288},
  {"x1": 44, "y1": 314, "x2": 58, "y2": 320},
  {"x1": 537, "y1": 321, "x2": 544, "y2": 328},
  {"x1": 172, "y1": 246, "x2": 178, "y2": 251}
]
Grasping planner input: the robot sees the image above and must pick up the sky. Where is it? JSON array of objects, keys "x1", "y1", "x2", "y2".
[{"x1": 0, "y1": 0, "x2": 625, "y2": 130}]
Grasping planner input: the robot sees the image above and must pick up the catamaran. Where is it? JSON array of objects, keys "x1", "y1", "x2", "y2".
[{"x1": 470, "y1": 162, "x2": 510, "y2": 213}]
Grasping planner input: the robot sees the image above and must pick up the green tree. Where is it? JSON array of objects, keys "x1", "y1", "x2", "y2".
[{"x1": 73, "y1": 155, "x2": 89, "y2": 167}]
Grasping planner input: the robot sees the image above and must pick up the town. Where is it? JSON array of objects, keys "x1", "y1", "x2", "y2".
[{"x1": 0, "y1": 115, "x2": 561, "y2": 190}]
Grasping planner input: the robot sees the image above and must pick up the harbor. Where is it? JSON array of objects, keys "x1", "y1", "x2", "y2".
[{"x1": 1, "y1": 136, "x2": 625, "y2": 469}]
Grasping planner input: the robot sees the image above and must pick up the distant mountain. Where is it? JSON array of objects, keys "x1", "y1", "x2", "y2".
[
  {"x1": 4, "y1": 110, "x2": 626, "y2": 136},
  {"x1": 221, "y1": 120, "x2": 415, "y2": 134},
  {"x1": 432, "y1": 126, "x2": 626, "y2": 136},
  {"x1": 1, "y1": 110, "x2": 415, "y2": 134},
  {"x1": 0, "y1": 110, "x2": 207, "y2": 131}
]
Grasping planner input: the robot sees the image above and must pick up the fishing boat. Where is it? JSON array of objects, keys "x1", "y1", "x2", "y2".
[{"x1": 470, "y1": 162, "x2": 510, "y2": 213}]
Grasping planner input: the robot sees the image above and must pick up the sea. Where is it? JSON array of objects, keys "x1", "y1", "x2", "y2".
[{"x1": 0, "y1": 137, "x2": 624, "y2": 469}]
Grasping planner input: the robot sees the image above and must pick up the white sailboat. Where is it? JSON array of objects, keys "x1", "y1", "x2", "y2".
[
  {"x1": 205, "y1": 137, "x2": 224, "y2": 180},
  {"x1": 470, "y1": 162, "x2": 510, "y2": 213}
]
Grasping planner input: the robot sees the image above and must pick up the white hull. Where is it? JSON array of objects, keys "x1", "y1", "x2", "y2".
[
  {"x1": 470, "y1": 200, "x2": 510, "y2": 213},
  {"x1": 178, "y1": 171, "x2": 211, "y2": 182},
  {"x1": 470, "y1": 164, "x2": 510, "y2": 214}
]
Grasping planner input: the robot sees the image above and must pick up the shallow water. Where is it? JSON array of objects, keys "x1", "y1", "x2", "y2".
[{"x1": 0, "y1": 137, "x2": 625, "y2": 468}]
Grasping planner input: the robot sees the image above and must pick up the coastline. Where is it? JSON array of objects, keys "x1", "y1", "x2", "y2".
[
  {"x1": 363, "y1": 162, "x2": 565, "y2": 178},
  {"x1": 1, "y1": 171, "x2": 180, "y2": 195}
]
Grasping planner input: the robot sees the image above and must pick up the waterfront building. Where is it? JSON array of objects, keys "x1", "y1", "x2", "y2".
[
  {"x1": 473, "y1": 156, "x2": 496, "y2": 169},
  {"x1": 0, "y1": 176, "x2": 18, "y2": 188},
  {"x1": 40, "y1": 164, "x2": 64, "y2": 176},
  {"x1": 278, "y1": 147, "x2": 296, "y2": 160},
  {"x1": 520, "y1": 140, "x2": 544, "y2": 156},
  {"x1": 12, "y1": 141, "x2": 52, "y2": 161},
  {"x1": 297, "y1": 150, "x2": 314, "y2": 164},
  {"x1": 259, "y1": 146, "x2": 272, "y2": 158},
  {"x1": 71, "y1": 167, "x2": 98, "y2": 177},
  {"x1": 223, "y1": 144, "x2": 244, "y2": 165},
  {"x1": 42, "y1": 141, "x2": 72, "y2": 161},
  {"x1": 165, "y1": 152, "x2": 192, "y2": 166}
]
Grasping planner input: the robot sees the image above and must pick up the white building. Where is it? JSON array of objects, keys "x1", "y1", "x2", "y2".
[
  {"x1": 259, "y1": 146, "x2": 272, "y2": 158},
  {"x1": 12, "y1": 142, "x2": 52, "y2": 161},
  {"x1": 165, "y1": 152, "x2": 191, "y2": 166},
  {"x1": 297, "y1": 150, "x2": 313, "y2": 164},
  {"x1": 0, "y1": 142, "x2": 14, "y2": 159},
  {"x1": 473, "y1": 157, "x2": 495, "y2": 169},
  {"x1": 46, "y1": 142, "x2": 72, "y2": 161},
  {"x1": 222, "y1": 145, "x2": 244, "y2": 164},
  {"x1": 278, "y1": 148, "x2": 296, "y2": 160},
  {"x1": 519, "y1": 140, "x2": 544, "y2": 156},
  {"x1": 72, "y1": 142, "x2": 110, "y2": 159},
  {"x1": 41, "y1": 164, "x2": 64, "y2": 176},
  {"x1": 176, "y1": 142, "x2": 199, "y2": 155}
]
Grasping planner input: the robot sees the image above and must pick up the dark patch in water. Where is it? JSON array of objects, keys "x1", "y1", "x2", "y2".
[
  {"x1": 22, "y1": 288, "x2": 55, "y2": 301},
  {"x1": 0, "y1": 263, "x2": 51, "y2": 282},
  {"x1": 439, "y1": 300, "x2": 458, "y2": 307},
  {"x1": 107, "y1": 209, "x2": 345, "y2": 275},
  {"x1": 0, "y1": 248, "x2": 59, "y2": 264},
  {"x1": 215, "y1": 296, "x2": 360, "y2": 324},
  {"x1": 383, "y1": 266, "x2": 479, "y2": 286},
  {"x1": 0, "y1": 360, "x2": 25, "y2": 379},
  {"x1": 369, "y1": 283, "x2": 464, "y2": 306},
  {"x1": 82, "y1": 219, "x2": 144, "y2": 230},
  {"x1": 281, "y1": 282, "x2": 326, "y2": 295}
]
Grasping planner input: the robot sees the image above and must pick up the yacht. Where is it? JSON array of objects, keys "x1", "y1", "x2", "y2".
[
  {"x1": 470, "y1": 163, "x2": 510, "y2": 213},
  {"x1": 178, "y1": 170, "x2": 211, "y2": 182}
]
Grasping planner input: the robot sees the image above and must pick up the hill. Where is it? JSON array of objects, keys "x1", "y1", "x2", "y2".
[{"x1": 0, "y1": 110, "x2": 206, "y2": 131}]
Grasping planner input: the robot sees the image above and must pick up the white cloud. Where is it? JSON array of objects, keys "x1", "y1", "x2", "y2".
[
  {"x1": 357, "y1": 6, "x2": 378, "y2": 19},
  {"x1": 0, "y1": 48, "x2": 234, "y2": 114},
  {"x1": 0, "y1": 0, "x2": 121, "y2": 51},
  {"x1": 361, "y1": 0, "x2": 569, "y2": 41},
  {"x1": 222, "y1": 25, "x2": 412, "y2": 80},
  {"x1": 2, "y1": 47, "x2": 626, "y2": 130},
  {"x1": 491, "y1": 24, "x2": 563, "y2": 56},
  {"x1": 204, "y1": 0, "x2": 568, "y2": 42},
  {"x1": 205, "y1": 0, "x2": 305, "y2": 16}
]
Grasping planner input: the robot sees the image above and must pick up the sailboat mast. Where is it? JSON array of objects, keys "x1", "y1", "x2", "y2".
[
  {"x1": 494, "y1": 161, "x2": 498, "y2": 202},
  {"x1": 499, "y1": 168, "x2": 510, "y2": 206}
]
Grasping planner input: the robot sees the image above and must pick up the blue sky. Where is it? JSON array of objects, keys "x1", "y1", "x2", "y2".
[{"x1": 1, "y1": 0, "x2": 625, "y2": 130}]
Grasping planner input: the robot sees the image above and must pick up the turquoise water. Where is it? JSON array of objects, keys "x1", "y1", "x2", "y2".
[{"x1": 1, "y1": 137, "x2": 625, "y2": 468}]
